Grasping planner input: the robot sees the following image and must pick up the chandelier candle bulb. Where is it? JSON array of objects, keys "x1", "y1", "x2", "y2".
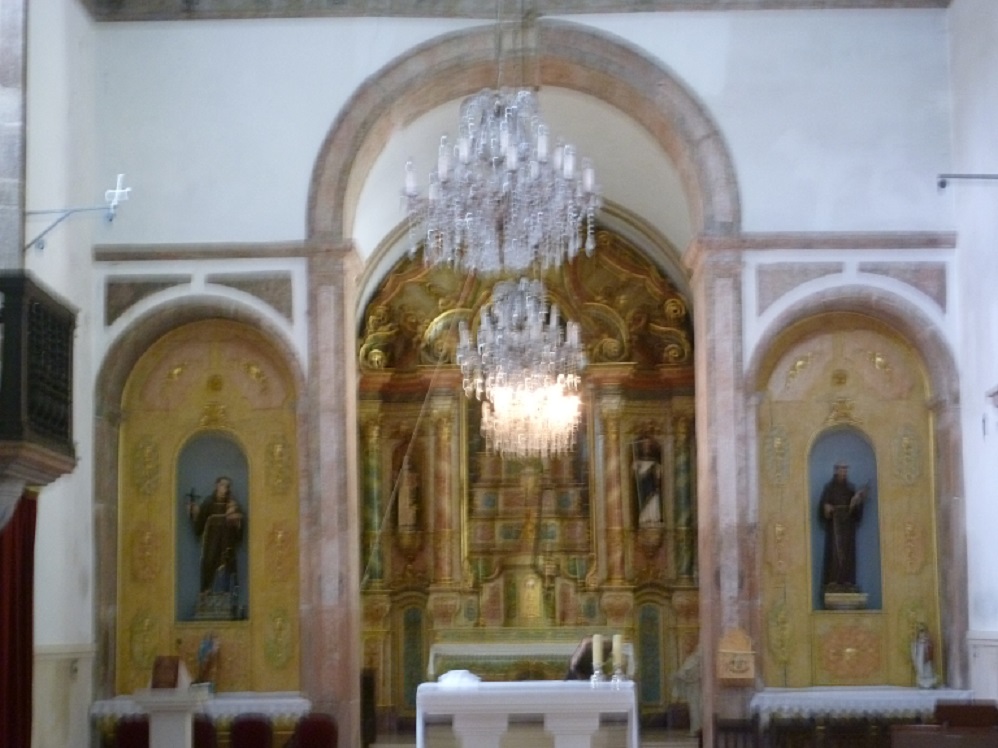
[
  {"x1": 537, "y1": 126, "x2": 549, "y2": 161},
  {"x1": 437, "y1": 137, "x2": 451, "y2": 181},
  {"x1": 404, "y1": 161, "x2": 418, "y2": 196},
  {"x1": 563, "y1": 146, "x2": 575, "y2": 179}
]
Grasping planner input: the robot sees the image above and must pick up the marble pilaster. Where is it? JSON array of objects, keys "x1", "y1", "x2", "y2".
[
  {"x1": 303, "y1": 241, "x2": 362, "y2": 746},
  {"x1": 688, "y1": 237, "x2": 755, "y2": 738}
]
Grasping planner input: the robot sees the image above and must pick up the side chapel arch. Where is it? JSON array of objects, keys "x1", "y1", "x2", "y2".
[
  {"x1": 748, "y1": 291, "x2": 967, "y2": 689},
  {"x1": 92, "y1": 301, "x2": 306, "y2": 697}
]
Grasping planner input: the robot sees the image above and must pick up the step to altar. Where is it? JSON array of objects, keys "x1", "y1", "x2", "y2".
[{"x1": 370, "y1": 724, "x2": 699, "y2": 748}]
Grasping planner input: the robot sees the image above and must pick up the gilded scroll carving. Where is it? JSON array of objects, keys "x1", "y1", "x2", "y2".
[
  {"x1": 266, "y1": 435, "x2": 292, "y2": 495},
  {"x1": 130, "y1": 522, "x2": 163, "y2": 582},
  {"x1": 264, "y1": 609, "x2": 294, "y2": 669},
  {"x1": 763, "y1": 427, "x2": 790, "y2": 486},
  {"x1": 131, "y1": 436, "x2": 160, "y2": 496},
  {"x1": 129, "y1": 610, "x2": 160, "y2": 669},
  {"x1": 820, "y1": 623, "x2": 880, "y2": 679},
  {"x1": 266, "y1": 523, "x2": 295, "y2": 582},
  {"x1": 766, "y1": 520, "x2": 791, "y2": 577},
  {"x1": 357, "y1": 230, "x2": 692, "y2": 374},
  {"x1": 783, "y1": 354, "x2": 813, "y2": 390},
  {"x1": 767, "y1": 601, "x2": 792, "y2": 664},
  {"x1": 900, "y1": 518, "x2": 927, "y2": 575},
  {"x1": 892, "y1": 426, "x2": 922, "y2": 485},
  {"x1": 825, "y1": 398, "x2": 860, "y2": 426}
]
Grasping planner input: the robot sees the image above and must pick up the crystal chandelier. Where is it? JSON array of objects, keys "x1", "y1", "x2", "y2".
[
  {"x1": 403, "y1": 87, "x2": 601, "y2": 273},
  {"x1": 457, "y1": 278, "x2": 585, "y2": 458},
  {"x1": 402, "y1": 28, "x2": 600, "y2": 457}
]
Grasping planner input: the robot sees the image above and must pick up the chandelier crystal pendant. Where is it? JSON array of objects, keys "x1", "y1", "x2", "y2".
[
  {"x1": 403, "y1": 88, "x2": 601, "y2": 273},
  {"x1": 457, "y1": 278, "x2": 586, "y2": 458}
]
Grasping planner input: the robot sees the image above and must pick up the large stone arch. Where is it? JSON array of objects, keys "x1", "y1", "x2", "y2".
[
  {"x1": 745, "y1": 285, "x2": 967, "y2": 688},
  {"x1": 92, "y1": 298, "x2": 307, "y2": 698},
  {"x1": 307, "y1": 18, "x2": 741, "y2": 246},
  {"x1": 305, "y1": 20, "x2": 737, "y2": 736}
]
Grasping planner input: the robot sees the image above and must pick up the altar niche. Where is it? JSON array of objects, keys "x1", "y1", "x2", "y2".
[
  {"x1": 757, "y1": 317, "x2": 943, "y2": 688},
  {"x1": 357, "y1": 229, "x2": 699, "y2": 724},
  {"x1": 176, "y1": 434, "x2": 250, "y2": 622},
  {"x1": 809, "y1": 428, "x2": 881, "y2": 611}
]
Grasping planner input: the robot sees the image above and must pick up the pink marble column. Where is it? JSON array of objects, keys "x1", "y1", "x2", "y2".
[
  {"x1": 688, "y1": 237, "x2": 754, "y2": 740},
  {"x1": 304, "y1": 244, "x2": 362, "y2": 747}
]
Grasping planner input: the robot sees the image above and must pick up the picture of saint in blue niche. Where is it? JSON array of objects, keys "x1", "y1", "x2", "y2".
[
  {"x1": 810, "y1": 427, "x2": 882, "y2": 611},
  {"x1": 177, "y1": 433, "x2": 249, "y2": 621}
]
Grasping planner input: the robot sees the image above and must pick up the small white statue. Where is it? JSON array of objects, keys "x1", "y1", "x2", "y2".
[
  {"x1": 671, "y1": 645, "x2": 702, "y2": 735},
  {"x1": 911, "y1": 623, "x2": 937, "y2": 689}
]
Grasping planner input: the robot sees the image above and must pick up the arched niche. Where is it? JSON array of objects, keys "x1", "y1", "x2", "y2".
[
  {"x1": 98, "y1": 315, "x2": 303, "y2": 695},
  {"x1": 808, "y1": 427, "x2": 882, "y2": 611},
  {"x1": 754, "y1": 311, "x2": 945, "y2": 688}
]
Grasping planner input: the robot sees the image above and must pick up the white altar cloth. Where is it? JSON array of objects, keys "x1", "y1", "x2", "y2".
[
  {"x1": 750, "y1": 686, "x2": 975, "y2": 726},
  {"x1": 427, "y1": 641, "x2": 636, "y2": 678},
  {"x1": 416, "y1": 679, "x2": 639, "y2": 748},
  {"x1": 90, "y1": 691, "x2": 312, "y2": 722}
]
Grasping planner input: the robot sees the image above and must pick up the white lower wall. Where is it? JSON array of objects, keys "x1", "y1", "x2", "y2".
[
  {"x1": 968, "y1": 632, "x2": 998, "y2": 701},
  {"x1": 32, "y1": 646, "x2": 95, "y2": 748}
]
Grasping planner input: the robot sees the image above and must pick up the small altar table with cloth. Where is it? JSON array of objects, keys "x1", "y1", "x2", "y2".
[
  {"x1": 416, "y1": 680, "x2": 639, "y2": 748},
  {"x1": 750, "y1": 686, "x2": 975, "y2": 727},
  {"x1": 90, "y1": 691, "x2": 312, "y2": 744}
]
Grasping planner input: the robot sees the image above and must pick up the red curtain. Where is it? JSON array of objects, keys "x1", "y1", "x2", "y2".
[{"x1": 0, "y1": 491, "x2": 38, "y2": 747}]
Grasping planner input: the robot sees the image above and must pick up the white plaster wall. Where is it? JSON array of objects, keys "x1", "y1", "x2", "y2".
[
  {"x1": 25, "y1": 1, "x2": 99, "y2": 746},
  {"x1": 25, "y1": 0, "x2": 97, "y2": 655},
  {"x1": 583, "y1": 9, "x2": 953, "y2": 234},
  {"x1": 951, "y1": 0, "x2": 998, "y2": 650},
  {"x1": 90, "y1": 9, "x2": 953, "y2": 257},
  {"x1": 92, "y1": 17, "x2": 477, "y2": 248}
]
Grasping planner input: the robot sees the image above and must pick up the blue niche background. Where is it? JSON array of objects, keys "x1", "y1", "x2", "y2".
[
  {"x1": 176, "y1": 433, "x2": 250, "y2": 621},
  {"x1": 809, "y1": 428, "x2": 882, "y2": 610}
]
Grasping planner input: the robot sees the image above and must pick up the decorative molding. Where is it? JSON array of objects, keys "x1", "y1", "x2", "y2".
[{"x1": 79, "y1": 0, "x2": 952, "y2": 23}]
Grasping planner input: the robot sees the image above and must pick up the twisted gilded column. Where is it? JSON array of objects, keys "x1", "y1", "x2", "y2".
[
  {"x1": 360, "y1": 411, "x2": 383, "y2": 586},
  {"x1": 431, "y1": 400, "x2": 455, "y2": 585},
  {"x1": 600, "y1": 393, "x2": 626, "y2": 583},
  {"x1": 673, "y1": 415, "x2": 696, "y2": 581}
]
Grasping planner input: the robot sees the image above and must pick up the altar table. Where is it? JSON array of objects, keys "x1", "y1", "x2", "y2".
[
  {"x1": 416, "y1": 680, "x2": 639, "y2": 748},
  {"x1": 750, "y1": 686, "x2": 975, "y2": 727}
]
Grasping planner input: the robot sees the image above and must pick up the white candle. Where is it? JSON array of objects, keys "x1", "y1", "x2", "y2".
[
  {"x1": 612, "y1": 634, "x2": 623, "y2": 669},
  {"x1": 592, "y1": 634, "x2": 603, "y2": 669}
]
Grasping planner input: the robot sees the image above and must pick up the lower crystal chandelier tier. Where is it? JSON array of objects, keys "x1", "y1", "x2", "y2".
[
  {"x1": 457, "y1": 278, "x2": 586, "y2": 458},
  {"x1": 404, "y1": 88, "x2": 601, "y2": 274}
]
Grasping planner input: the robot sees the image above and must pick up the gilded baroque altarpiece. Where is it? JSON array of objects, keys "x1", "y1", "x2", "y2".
[
  {"x1": 116, "y1": 319, "x2": 300, "y2": 694},
  {"x1": 758, "y1": 315, "x2": 942, "y2": 688},
  {"x1": 357, "y1": 231, "x2": 699, "y2": 720}
]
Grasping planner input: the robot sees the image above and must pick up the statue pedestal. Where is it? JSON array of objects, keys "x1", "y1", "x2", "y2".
[
  {"x1": 824, "y1": 592, "x2": 868, "y2": 610},
  {"x1": 132, "y1": 688, "x2": 210, "y2": 748}
]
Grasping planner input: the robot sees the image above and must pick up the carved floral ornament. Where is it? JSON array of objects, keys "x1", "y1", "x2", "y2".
[{"x1": 358, "y1": 230, "x2": 693, "y2": 375}]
